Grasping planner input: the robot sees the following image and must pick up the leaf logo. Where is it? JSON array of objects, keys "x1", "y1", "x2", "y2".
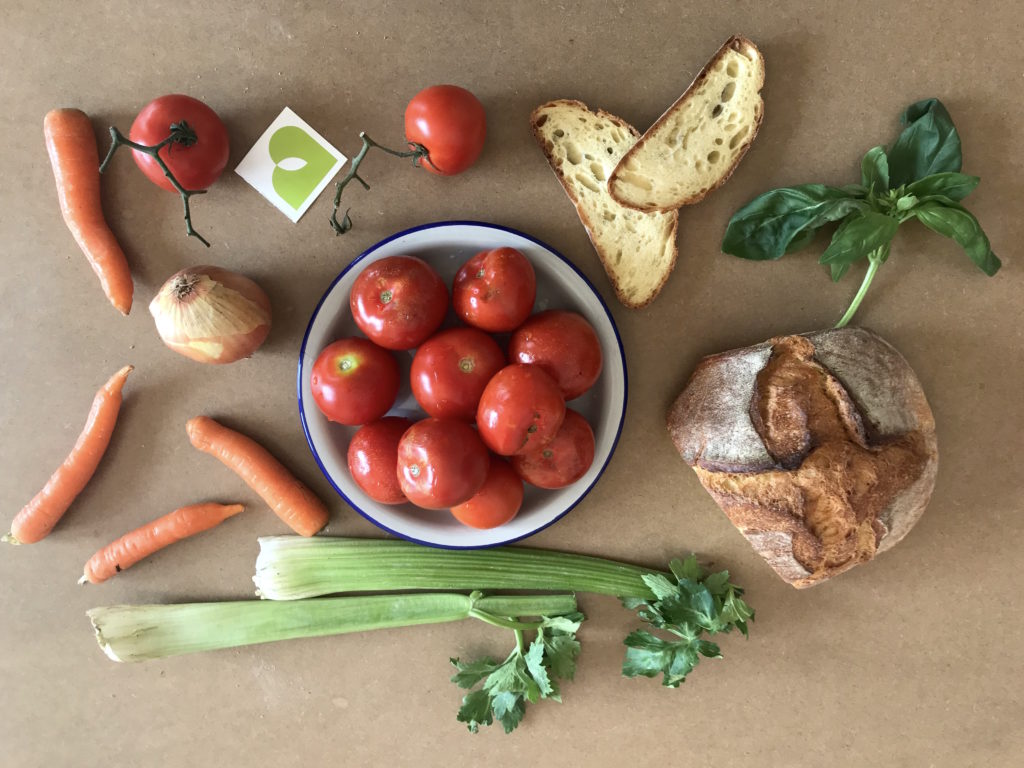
[{"x1": 269, "y1": 125, "x2": 337, "y2": 210}]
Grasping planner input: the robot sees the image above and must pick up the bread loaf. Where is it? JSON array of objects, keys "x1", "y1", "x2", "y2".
[
  {"x1": 530, "y1": 100, "x2": 679, "y2": 309},
  {"x1": 608, "y1": 35, "x2": 765, "y2": 212},
  {"x1": 667, "y1": 328, "x2": 938, "y2": 588}
]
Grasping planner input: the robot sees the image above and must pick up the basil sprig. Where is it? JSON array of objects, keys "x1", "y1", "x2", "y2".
[{"x1": 722, "y1": 98, "x2": 1000, "y2": 327}]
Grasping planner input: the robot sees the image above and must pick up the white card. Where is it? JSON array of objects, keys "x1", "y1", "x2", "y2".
[{"x1": 235, "y1": 107, "x2": 347, "y2": 223}]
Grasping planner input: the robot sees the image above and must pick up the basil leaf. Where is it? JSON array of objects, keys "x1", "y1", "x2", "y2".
[
  {"x1": 829, "y1": 262, "x2": 852, "y2": 282},
  {"x1": 784, "y1": 226, "x2": 818, "y2": 254},
  {"x1": 904, "y1": 172, "x2": 979, "y2": 202},
  {"x1": 860, "y1": 146, "x2": 889, "y2": 192},
  {"x1": 888, "y1": 98, "x2": 962, "y2": 187},
  {"x1": 722, "y1": 185, "x2": 867, "y2": 261},
  {"x1": 819, "y1": 211, "x2": 899, "y2": 269},
  {"x1": 912, "y1": 202, "x2": 1001, "y2": 276}
]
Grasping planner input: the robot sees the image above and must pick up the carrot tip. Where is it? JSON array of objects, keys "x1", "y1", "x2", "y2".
[
  {"x1": 2, "y1": 532, "x2": 20, "y2": 546},
  {"x1": 78, "y1": 574, "x2": 89, "y2": 585}
]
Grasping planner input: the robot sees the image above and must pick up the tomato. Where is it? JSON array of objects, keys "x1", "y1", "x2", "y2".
[
  {"x1": 450, "y1": 456, "x2": 523, "y2": 529},
  {"x1": 129, "y1": 94, "x2": 230, "y2": 192},
  {"x1": 350, "y1": 255, "x2": 448, "y2": 350},
  {"x1": 512, "y1": 409, "x2": 595, "y2": 489},
  {"x1": 310, "y1": 337, "x2": 399, "y2": 425},
  {"x1": 405, "y1": 85, "x2": 486, "y2": 176},
  {"x1": 509, "y1": 310, "x2": 603, "y2": 400},
  {"x1": 396, "y1": 418, "x2": 490, "y2": 509},
  {"x1": 411, "y1": 327, "x2": 505, "y2": 421},
  {"x1": 452, "y1": 248, "x2": 537, "y2": 332},
  {"x1": 476, "y1": 364, "x2": 565, "y2": 456},
  {"x1": 347, "y1": 417, "x2": 414, "y2": 504}
]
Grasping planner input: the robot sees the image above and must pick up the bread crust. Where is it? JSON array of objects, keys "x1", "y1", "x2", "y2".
[
  {"x1": 608, "y1": 35, "x2": 766, "y2": 213},
  {"x1": 667, "y1": 328, "x2": 938, "y2": 587},
  {"x1": 529, "y1": 100, "x2": 679, "y2": 309}
]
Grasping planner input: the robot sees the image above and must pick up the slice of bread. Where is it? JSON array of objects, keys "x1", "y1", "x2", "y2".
[
  {"x1": 608, "y1": 36, "x2": 765, "y2": 213},
  {"x1": 530, "y1": 100, "x2": 679, "y2": 309}
]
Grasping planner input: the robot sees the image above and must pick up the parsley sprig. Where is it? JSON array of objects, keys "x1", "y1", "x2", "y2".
[
  {"x1": 622, "y1": 555, "x2": 753, "y2": 687},
  {"x1": 722, "y1": 98, "x2": 1001, "y2": 327},
  {"x1": 450, "y1": 556, "x2": 753, "y2": 732},
  {"x1": 451, "y1": 613, "x2": 584, "y2": 733}
]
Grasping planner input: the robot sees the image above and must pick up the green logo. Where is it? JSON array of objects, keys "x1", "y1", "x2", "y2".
[{"x1": 269, "y1": 126, "x2": 338, "y2": 210}]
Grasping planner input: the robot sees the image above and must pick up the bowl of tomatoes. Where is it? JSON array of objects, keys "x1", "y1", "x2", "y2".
[{"x1": 298, "y1": 220, "x2": 627, "y2": 548}]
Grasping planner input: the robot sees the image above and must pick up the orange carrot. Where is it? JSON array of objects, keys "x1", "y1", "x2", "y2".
[
  {"x1": 44, "y1": 108, "x2": 133, "y2": 315},
  {"x1": 80, "y1": 502, "x2": 245, "y2": 584},
  {"x1": 186, "y1": 416, "x2": 329, "y2": 536},
  {"x1": 5, "y1": 365, "x2": 133, "y2": 545}
]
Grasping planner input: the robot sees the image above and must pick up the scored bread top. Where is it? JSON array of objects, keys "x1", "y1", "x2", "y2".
[
  {"x1": 530, "y1": 100, "x2": 678, "y2": 309},
  {"x1": 608, "y1": 35, "x2": 765, "y2": 212},
  {"x1": 668, "y1": 328, "x2": 936, "y2": 473},
  {"x1": 667, "y1": 328, "x2": 938, "y2": 587}
]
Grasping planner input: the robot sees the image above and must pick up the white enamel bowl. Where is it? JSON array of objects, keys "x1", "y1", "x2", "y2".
[{"x1": 298, "y1": 221, "x2": 627, "y2": 548}]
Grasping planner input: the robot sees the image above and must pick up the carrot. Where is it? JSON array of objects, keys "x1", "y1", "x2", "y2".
[
  {"x1": 44, "y1": 108, "x2": 133, "y2": 315},
  {"x1": 80, "y1": 502, "x2": 245, "y2": 584},
  {"x1": 186, "y1": 416, "x2": 329, "y2": 536},
  {"x1": 5, "y1": 365, "x2": 133, "y2": 545}
]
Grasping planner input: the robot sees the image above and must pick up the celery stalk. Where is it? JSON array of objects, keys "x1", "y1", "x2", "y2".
[
  {"x1": 88, "y1": 592, "x2": 577, "y2": 663},
  {"x1": 253, "y1": 536, "x2": 667, "y2": 601}
]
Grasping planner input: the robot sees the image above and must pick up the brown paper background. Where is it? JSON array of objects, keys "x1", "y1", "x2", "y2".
[{"x1": 2, "y1": 1, "x2": 1022, "y2": 765}]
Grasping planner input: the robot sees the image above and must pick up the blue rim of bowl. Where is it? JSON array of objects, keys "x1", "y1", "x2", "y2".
[{"x1": 297, "y1": 220, "x2": 629, "y2": 549}]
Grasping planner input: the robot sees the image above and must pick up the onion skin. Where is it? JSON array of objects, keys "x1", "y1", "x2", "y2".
[{"x1": 149, "y1": 266, "x2": 272, "y2": 364}]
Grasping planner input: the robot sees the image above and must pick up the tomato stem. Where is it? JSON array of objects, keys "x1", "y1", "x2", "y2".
[
  {"x1": 329, "y1": 132, "x2": 431, "y2": 236},
  {"x1": 99, "y1": 123, "x2": 211, "y2": 247}
]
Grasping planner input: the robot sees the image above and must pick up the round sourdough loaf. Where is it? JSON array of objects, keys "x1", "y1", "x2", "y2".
[{"x1": 667, "y1": 327, "x2": 938, "y2": 588}]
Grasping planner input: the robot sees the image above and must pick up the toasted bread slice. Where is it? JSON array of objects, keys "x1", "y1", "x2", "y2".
[
  {"x1": 530, "y1": 100, "x2": 679, "y2": 309},
  {"x1": 608, "y1": 36, "x2": 765, "y2": 212}
]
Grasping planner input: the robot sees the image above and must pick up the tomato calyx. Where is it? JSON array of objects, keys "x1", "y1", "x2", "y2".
[
  {"x1": 100, "y1": 122, "x2": 211, "y2": 247},
  {"x1": 165, "y1": 121, "x2": 199, "y2": 149},
  {"x1": 329, "y1": 132, "x2": 432, "y2": 236}
]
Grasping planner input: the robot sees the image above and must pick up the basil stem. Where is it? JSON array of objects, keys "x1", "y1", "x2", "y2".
[{"x1": 835, "y1": 244, "x2": 889, "y2": 328}]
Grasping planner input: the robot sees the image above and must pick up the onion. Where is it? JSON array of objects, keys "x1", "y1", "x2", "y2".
[{"x1": 149, "y1": 266, "x2": 272, "y2": 364}]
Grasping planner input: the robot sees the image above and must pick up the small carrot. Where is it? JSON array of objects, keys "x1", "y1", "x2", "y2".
[
  {"x1": 80, "y1": 502, "x2": 245, "y2": 584},
  {"x1": 186, "y1": 416, "x2": 329, "y2": 536},
  {"x1": 5, "y1": 365, "x2": 133, "y2": 545},
  {"x1": 44, "y1": 108, "x2": 133, "y2": 315}
]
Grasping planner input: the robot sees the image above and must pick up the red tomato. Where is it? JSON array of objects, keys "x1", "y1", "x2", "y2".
[
  {"x1": 310, "y1": 337, "x2": 399, "y2": 425},
  {"x1": 453, "y1": 248, "x2": 537, "y2": 332},
  {"x1": 396, "y1": 418, "x2": 489, "y2": 509},
  {"x1": 405, "y1": 85, "x2": 486, "y2": 176},
  {"x1": 129, "y1": 94, "x2": 230, "y2": 192},
  {"x1": 450, "y1": 456, "x2": 523, "y2": 529},
  {"x1": 350, "y1": 255, "x2": 448, "y2": 350},
  {"x1": 476, "y1": 364, "x2": 565, "y2": 456},
  {"x1": 513, "y1": 409, "x2": 595, "y2": 489},
  {"x1": 509, "y1": 310, "x2": 603, "y2": 400},
  {"x1": 347, "y1": 417, "x2": 414, "y2": 504},
  {"x1": 411, "y1": 327, "x2": 505, "y2": 421}
]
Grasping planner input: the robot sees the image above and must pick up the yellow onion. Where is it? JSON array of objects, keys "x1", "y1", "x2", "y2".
[{"x1": 149, "y1": 266, "x2": 272, "y2": 364}]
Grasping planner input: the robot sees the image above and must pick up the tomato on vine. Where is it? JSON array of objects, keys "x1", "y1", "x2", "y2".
[
  {"x1": 100, "y1": 94, "x2": 229, "y2": 246},
  {"x1": 129, "y1": 95, "x2": 229, "y2": 192},
  {"x1": 330, "y1": 84, "x2": 487, "y2": 234}
]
